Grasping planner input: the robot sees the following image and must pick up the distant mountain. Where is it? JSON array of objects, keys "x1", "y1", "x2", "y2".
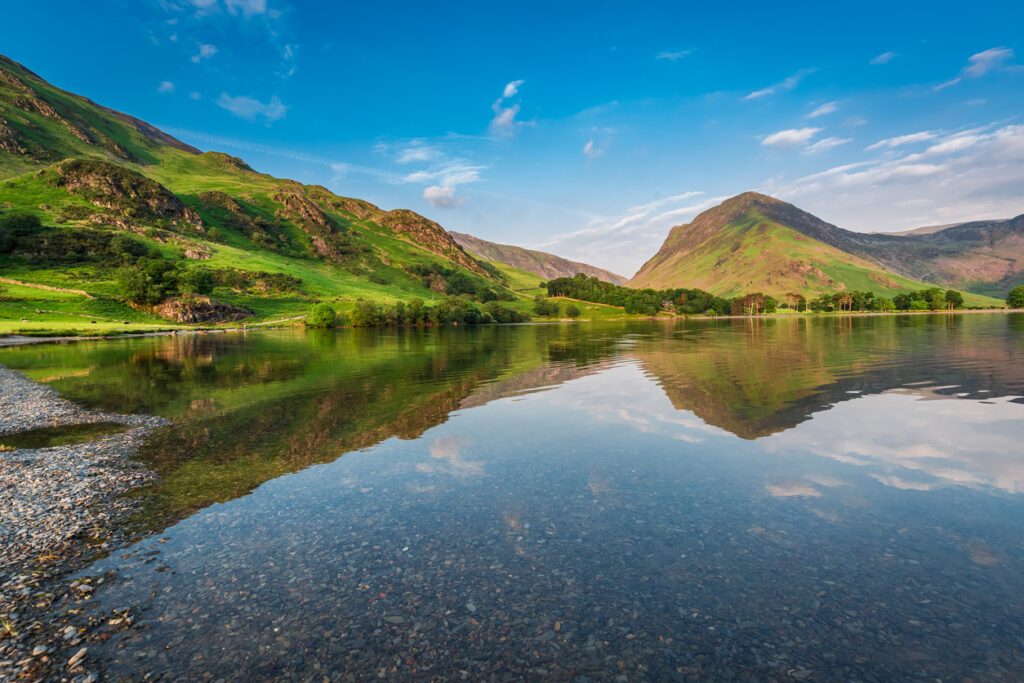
[
  {"x1": 824, "y1": 216, "x2": 1024, "y2": 298},
  {"x1": 629, "y1": 192, "x2": 939, "y2": 298},
  {"x1": 880, "y1": 219, "x2": 1010, "y2": 237},
  {"x1": 451, "y1": 232, "x2": 627, "y2": 284}
]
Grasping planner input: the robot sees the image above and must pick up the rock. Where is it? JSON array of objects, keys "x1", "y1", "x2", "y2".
[
  {"x1": 153, "y1": 297, "x2": 252, "y2": 324},
  {"x1": 67, "y1": 647, "x2": 87, "y2": 669},
  {"x1": 31, "y1": 645, "x2": 48, "y2": 656}
]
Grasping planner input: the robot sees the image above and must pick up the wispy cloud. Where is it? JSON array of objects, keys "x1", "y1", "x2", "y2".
[
  {"x1": 403, "y1": 163, "x2": 484, "y2": 187},
  {"x1": 871, "y1": 51, "x2": 897, "y2": 65},
  {"x1": 502, "y1": 79, "x2": 524, "y2": 98},
  {"x1": 191, "y1": 43, "x2": 218, "y2": 63},
  {"x1": 803, "y1": 136, "x2": 851, "y2": 154},
  {"x1": 762, "y1": 123, "x2": 1024, "y2": 233},
  {"x1": 157, "y1": 80, "x2": 175, "y2": 94},
  {"x1": 583, "y1": 139, "x2": 604, "y2": 159},
  {"x1": 865, "y1": 131, "x2": 936, "y2": 151},
  {"x1": 395, "y1": 144, "x2": 441, "y2": 164},
  {"x1": 225, "y1": 0, "x2": 268, "y2": 16},
  {"x1": 807, "y1": 101, "x2": 837, "y2": 118},
  {"x1": 534, "y1": 192, "x2": 728, "y2": 275},
  {"x1": 490, "y1": 80, "x2": 526, "y2": 137},
  {"x1": 935, "y1": 47, "x2": 1015, "y2": 90},
  {"x1": 761, "y1": 127, "x2": 821, "y2": 148},
  {"x1": 656, "y1": 49, "x2": 692, "y2": 61},
  {"x1": 743, "y1": 68, "x2": 815, "y2": 100},
  {"x1": 216, "y1": 93, "x2": 287, "y2": 122}
]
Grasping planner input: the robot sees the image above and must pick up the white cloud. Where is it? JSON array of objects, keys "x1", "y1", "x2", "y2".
[
  {"x1": 502, "y1": 79, "x2": 524, "y2": 98},
  {"x1": 403, "y1": 163, "x2": 484, "y2": 187},
  {"x1": 191, "y1": 43, "x2": 218, "y2": 63},
  {"x1": 761, "y1": 122, "x2": 1024, "y2": 233},
  {"x1": 935, "y1": 47, "x2": 1015, "y2": 90},
  {"x1": 583, "y1": 139, "x2": 604, "y2": 159},
  {"x1": 189, "y1": 91, "x2": 202, "y2": 100},
  {"x1": 870, "y1": 51, "x2": 897, "y2": 65},
  {"x1": 216, "y1": 93, "x2": 287, "y2": 122},
  {"x1": 803, "y1": 136, "x2": 852, "y2": 154},
  {"x1": 865, "y1": 131, "x2": 936, "y2": 151},
  {"x1": 423, "y1": 185, "x2": 463, "y2": 208},
  {"x1": 157, "y1": 80, "x2": 175, "y2": 94},
  {"x1": 490, "y1": 102, "x2": 521, "y2": 137},
  {"x1": 761, "y1": 127, "x2": 821, "y2": 148},
  {"x1": 490, "y1": 80, "x2": 527, "y2": 137},
  {"x1": 743, "y1": 68, "x2": 815, "y2": 100},
  {"x1": 396, "y1": 145, "x2": 440, "y2": 164},
  {"x1": 656, "y1": 49, "x2": 692, "y2": 61},
  {"x1": 807, "y1": 101, "x2": 837, "y2": 118}
]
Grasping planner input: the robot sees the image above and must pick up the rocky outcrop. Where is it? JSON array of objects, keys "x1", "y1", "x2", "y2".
[
  {"x1": 53, "y1": 159, "x2": 203, "y2": 230},
  {"x1": 153, "y1": 297, "x2": 251, "y2": 324},
  {"x1": 380, "y1": 209, "x2": 488, "y2": 276}
]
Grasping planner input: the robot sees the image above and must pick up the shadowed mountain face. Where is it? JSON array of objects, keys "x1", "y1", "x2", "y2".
[
  {"x1": 630, "y1": 192, "x2": 1022, "y2": 299},
  {"x1": 451, "y1": 232, "x2": 627, "y2": 284}
]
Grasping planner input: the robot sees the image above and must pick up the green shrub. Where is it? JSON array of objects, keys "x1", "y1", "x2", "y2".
[
  {"x1": 1008, "y1": 285, "x2": 1024, "y2": 309},
  {"x1": 306, "y1": 303, "x2": 338, "y2": 327},
  {"x1": 564, "y1": 303, "x2": 581, "y2": 318}
]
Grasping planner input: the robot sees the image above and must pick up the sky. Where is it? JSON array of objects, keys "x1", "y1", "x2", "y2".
[{"x1": 2, "y1": 0, "x2": 1023, "y2": 276}]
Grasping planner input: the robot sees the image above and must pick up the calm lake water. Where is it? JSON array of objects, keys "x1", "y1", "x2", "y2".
[{"x1": 3, "y1": 315, "x2": 1023, "y2": 680}]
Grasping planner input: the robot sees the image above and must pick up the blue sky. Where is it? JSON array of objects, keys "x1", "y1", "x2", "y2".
[{"x1": 3, "y1": 0, "x2": 1023, "y2": 275}]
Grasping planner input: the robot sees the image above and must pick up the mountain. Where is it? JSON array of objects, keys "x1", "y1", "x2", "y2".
[
  {"x1": 630, "y1": 192, "x2": 1016, "y2": 302},
  {"x1": 818, "y1": 216, "x2": 1024, "y2": 298},
  {"x1": 451, "y1": 232, "x2": 626, "y2": 284},
  {"x1": 0, "y1": 55, "x2": 508, "y2": 329},
  {"x1": 629, "y1": 192, "x2": 938, "y2": 297}
]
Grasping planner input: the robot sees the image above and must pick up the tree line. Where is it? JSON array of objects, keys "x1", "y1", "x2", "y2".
[{"x1": 306, "y1": 297, "x2": 529, "y2": 328}]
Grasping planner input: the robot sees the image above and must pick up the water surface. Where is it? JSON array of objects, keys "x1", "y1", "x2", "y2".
[{"x1": 2, "y1": 315, "x2": 1022, "y2": 680}]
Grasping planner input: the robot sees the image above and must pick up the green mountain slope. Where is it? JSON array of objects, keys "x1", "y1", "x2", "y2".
[
  {"x1": 0, "y1": 55, "x2": 517, "y2": 331},
  {"x1": 629, "y1": 192, "x2": 1002, "y2": 306},
  {"x1": 451, "y1": 231, "x2": 626, "y2": 284}
]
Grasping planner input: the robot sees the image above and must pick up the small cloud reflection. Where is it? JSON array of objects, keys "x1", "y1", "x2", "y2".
[
  {"x1": 415, "y1": 436, "x2": 484, "y2": 479},
  {"x1": 766, "y1": 480, "x2": 823, "y2": 498}
]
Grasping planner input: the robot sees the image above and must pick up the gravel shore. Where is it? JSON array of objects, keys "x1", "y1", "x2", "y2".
[{"x1": 0, "y1": 365, "x2": 169, "y2": 681}]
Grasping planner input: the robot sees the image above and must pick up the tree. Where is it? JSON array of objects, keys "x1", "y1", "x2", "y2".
[
  {"x1": 407, "y1": 298, "x2": 426, "y2": 323},
  {"x1": 533, "y1": 295, "x2": 559, "y2": 317},
  {"x1": 1008, "y1": 285, "x2": 1024, "y2": 309},
  {"x1": 306, "y1": 303, "x2": 337, "y2": 327},
  {"x1": 945, "y1": 289, "x2": 964, "y2": 310},
  {"x1": 179, "y1": 267, "x2": 215, "y2": 296},
  {"x1": 564, "y1": 303, "x2": 581, "y2": 318}
]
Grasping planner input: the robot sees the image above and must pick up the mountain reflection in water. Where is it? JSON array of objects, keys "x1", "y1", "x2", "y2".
[{"x1": 1, "y1": 314, "x2": 1021, "y2": 680}]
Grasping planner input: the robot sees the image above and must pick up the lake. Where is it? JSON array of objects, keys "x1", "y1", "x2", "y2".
[{"x1": 2, "y1": 314, "x2": 1023, "y2": 680}]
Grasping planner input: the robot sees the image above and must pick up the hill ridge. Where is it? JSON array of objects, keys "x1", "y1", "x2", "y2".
[{"x1": 451, "y1": 232, "x2": 626, "y2": 284}]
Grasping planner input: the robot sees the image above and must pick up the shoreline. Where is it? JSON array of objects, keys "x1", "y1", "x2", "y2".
[
  {"x1": 0, "y1": 366, "x2": 169, "y2": 681},
  {"x1": 0, "y1": 307, "x2": 1020, "y2": 348}
]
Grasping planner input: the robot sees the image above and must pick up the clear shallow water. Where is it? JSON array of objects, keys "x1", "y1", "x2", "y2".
[{"x1": 2, "y1": 315, "x2": 1023, "y2": 680}]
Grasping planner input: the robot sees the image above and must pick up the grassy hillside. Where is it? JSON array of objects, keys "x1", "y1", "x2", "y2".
[
  {"x1": 0, "y1": 55, "x2": 542, "y2": 333},
  {"x1": 630, "y1": 193, "x2": 1003, "y2": 307}
]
